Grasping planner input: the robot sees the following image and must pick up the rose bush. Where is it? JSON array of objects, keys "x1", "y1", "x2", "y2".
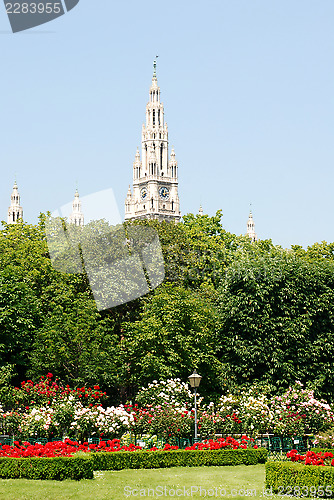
[
  {"x1": 217, "y1": 388, "x2": 273, "y2": 436},
  {"x1": 1, "y1": 378, "x2": 333, "y2": 442},
  {"x1": 0, "y1": 435, "x2": 257, "y2": 458},
  {"x1": 287, "y1": 449, "x2": 334, "y2": 466},
  {"x1": 270, "y1": 381, "x2": 334, "y2": 435},
  {"x1": 126, "y1": 402, "x2": 192, "y2": 440},
  {"x1": 135, "y1": 378, "x2": 202, "y2": 409},
  {"x1": 186, "y1": 435, "x2": 258, "y2": 450},
  {"x1": 7, "y1": 373, "x2": 106, "y2": 411}
]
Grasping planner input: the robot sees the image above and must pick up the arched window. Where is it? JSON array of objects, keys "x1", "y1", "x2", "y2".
[{"x1": 153, "y1": 109, "x2": 155, "y2": 125}]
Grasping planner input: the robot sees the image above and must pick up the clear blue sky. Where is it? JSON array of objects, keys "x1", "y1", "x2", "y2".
[{"x1": 0, "y1": 0, "x2": 333, "y2": 249}]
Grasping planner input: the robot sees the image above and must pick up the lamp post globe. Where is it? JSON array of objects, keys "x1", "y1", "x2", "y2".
[{"x1": 188, "y1": 370, "x2": 202, "y2": 443}]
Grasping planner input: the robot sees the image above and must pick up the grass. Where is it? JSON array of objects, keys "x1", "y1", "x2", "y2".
[{"x1": 0, "y1": 464, "x2": 285, "y2": 500}]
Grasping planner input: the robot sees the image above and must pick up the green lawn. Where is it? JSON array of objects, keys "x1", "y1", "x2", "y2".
[{"x1": 0, "y1": 464, "x2": 283, "y2": 500}]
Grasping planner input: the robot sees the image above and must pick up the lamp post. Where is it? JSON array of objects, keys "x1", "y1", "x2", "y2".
[{"x1": 188, "y1": 370, "x2": 202, "y2": 443}]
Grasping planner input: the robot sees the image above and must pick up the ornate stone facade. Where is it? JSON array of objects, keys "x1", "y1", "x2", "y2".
[{"x1": 125, "y1": 60, "x2": 181, "y2": 222}]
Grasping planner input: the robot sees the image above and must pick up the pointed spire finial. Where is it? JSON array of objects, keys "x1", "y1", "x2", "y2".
[{"x1": 153, "y1": 55, "x2": 159, "y2": 79}]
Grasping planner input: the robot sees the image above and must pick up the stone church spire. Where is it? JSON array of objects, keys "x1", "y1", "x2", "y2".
[
  {"x1": 7, "y1": 180, "x2": 23, "y2": 224},
  {"x1": 68, "y1": 189, "x2": 84, "y2": 226},
  {"x1": 125, "y1": 59, "x2": 181, "y2": 222},
  {"x1": 246, "y1": 209, "x2": 257, "y2": 242}
]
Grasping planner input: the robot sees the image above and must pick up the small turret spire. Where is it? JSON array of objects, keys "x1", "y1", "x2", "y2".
[
  {"x1": 69, "y1": 189, "x2": 84, "y2": 227},
  {"x1": 246, "y1": 205, "x2": 257, "y2": 242},
  {"x1": 7, "y1": 180, "x2": 23, "y2": 224}
]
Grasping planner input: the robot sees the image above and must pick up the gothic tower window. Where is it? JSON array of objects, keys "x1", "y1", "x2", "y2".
[
  {"x1": 153, "y1": 109, "x2": 155, "y2": 125},
  {"x1": 160, "y1": 144, "x2": 163, "y2": 168}
]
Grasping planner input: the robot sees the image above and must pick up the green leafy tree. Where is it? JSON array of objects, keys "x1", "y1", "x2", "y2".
[
  {"x1": 217, "y1": 252, "x2": 334, "y2": 402},
  {"x1": 120, "y1": 283, "x2": 222, "y2": 402}
]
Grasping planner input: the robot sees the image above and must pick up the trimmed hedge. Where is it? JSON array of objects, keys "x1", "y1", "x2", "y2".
[
  {"x1": 0, "y1": 456, "x2": 94, "y2": 480},
  {"x1": 266, "y1": 461, "x2": 334, "y2": 495},
  {"x1": 91, "y1": 448, "x2": 267, "y2": 471},
  {"x1": 0, "y1": 448, "x2": 267, "y2": 480}
]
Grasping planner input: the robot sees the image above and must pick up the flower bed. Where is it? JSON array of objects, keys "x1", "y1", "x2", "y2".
[
  {"x1": 0, "y1": 436, "x2": 266, "y2": 479},
  {"x1": 0, "y1": 435, "x2": 259, "y2": 458},
  {"x1": 2, "y1": 377, "x2": 333, "y2": 443},
  {"x1": 0, "y1": 439, "x2": 141, "y2": 458},
  {"x1": 287, "y1": 449, "x2": 334, "y2": 466},
  {"x1": 185, "y1": 435, "x2": 258, "y2": 451}
]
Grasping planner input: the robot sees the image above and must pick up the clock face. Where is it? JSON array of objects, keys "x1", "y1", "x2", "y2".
[
  {"x1": 159, "y1": 186, "x2": 169, "y2": 200},
  {"x1": 141, "y1": 187, "x2": 147, "y2": 200}
]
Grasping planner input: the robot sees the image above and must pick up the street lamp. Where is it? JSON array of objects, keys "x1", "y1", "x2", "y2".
[{"x1": 188, "y1": 370, "x2": 202, "y2": 443}]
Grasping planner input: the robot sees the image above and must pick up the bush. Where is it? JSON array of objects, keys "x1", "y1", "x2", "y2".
[
  {"x1": 266, "y1": 461, "x2": 334, "y2": 495},
  {"x1": 217, "y1": 388, "x2": 273, "y2": 436},
  {"x1": 135, "y1": 379, "x2": 198, "y2": 409},
  {"x1": 313, "y1": 429, "x2": 334, "y2": 449},
  {"x1": 270, "y1": 382, "x2": 334, "y2": 435},
  {"x1": 0, "y1": 456, "x2": 94, "y2": 480},
  {"x1": 92, "y1": 448, "x2": 267, "y2": 471}
]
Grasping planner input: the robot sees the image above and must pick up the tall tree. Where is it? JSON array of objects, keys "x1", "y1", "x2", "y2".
[
  {"x1": 121, "y1": 283, "x2": 222, "y2": 402},
  {"x1": 217, "y1": 252, "x2": 334, "y2": 401}
]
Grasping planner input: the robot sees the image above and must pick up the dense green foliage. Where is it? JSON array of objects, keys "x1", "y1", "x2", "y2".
[
  {"x1": 91, "y1": 448, "x2": 267, "y2": 471},
  {"x1": 0, "y1": 456, "x2": 94, "y2": 480},
  {"x1": 265, "y1": 461, "x2": 334, "y2": 494},
  {"x1": 1, "y1": 212, "x2": 334, "y2": 404}
]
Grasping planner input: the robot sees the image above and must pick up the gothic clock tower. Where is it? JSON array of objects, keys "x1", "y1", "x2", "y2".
[{"x1": 125, "y1": 60, "x2": 181, "y2": 222}]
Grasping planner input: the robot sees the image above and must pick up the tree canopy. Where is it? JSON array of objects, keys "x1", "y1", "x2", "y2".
[{"x1": 1, "y1": 213, "x2": 334, "y2": 403}]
